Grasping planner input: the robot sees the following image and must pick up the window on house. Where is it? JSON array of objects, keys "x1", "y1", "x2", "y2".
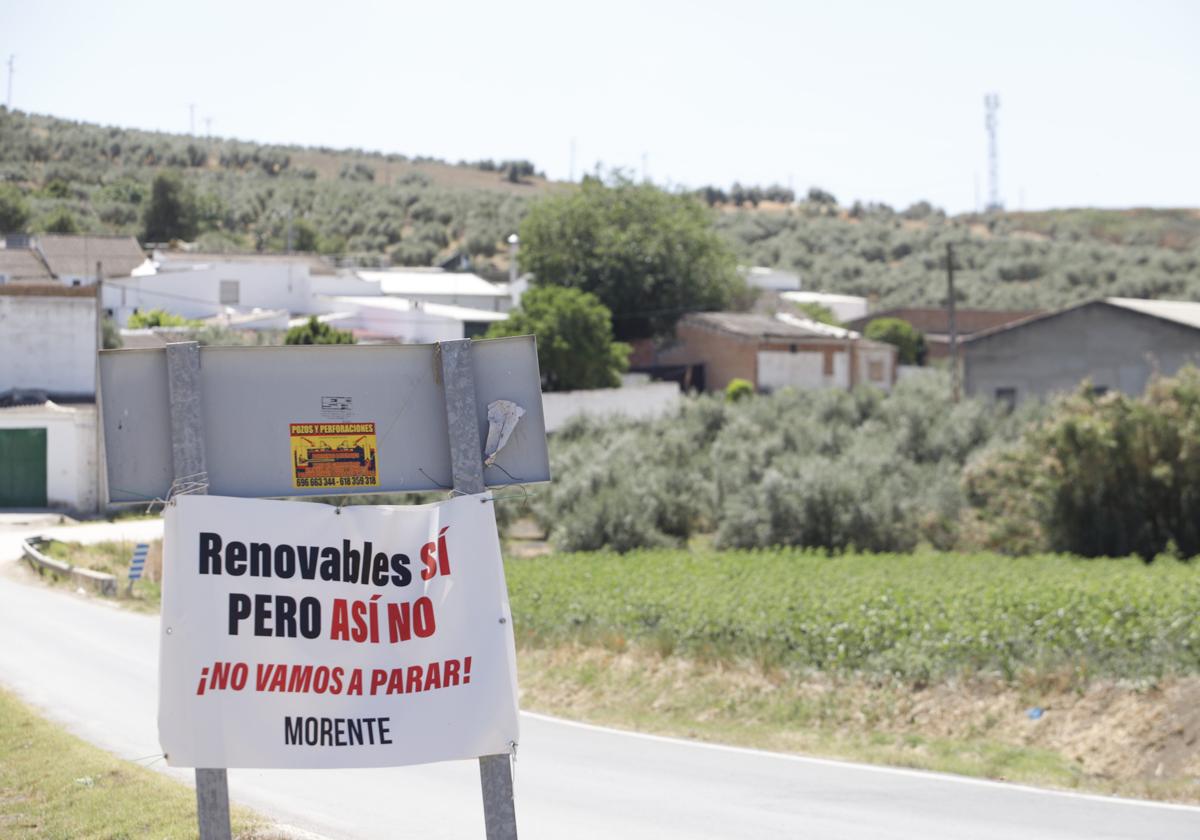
[
  {"x1": 868, "y1": 359, "x2": 885, "y2": 382},
  {"x1": 995, "y1": 387, "x2": 1017, "y2": 412},
  {"x1": 219, "y1": 280, "x2": 240, "y2": 305}
]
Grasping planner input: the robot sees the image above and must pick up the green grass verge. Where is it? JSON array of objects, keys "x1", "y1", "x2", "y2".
[
  {"x1": 35, "y1": 540, "x2": 162, "y2": 612},
  {"x1": 505, "y1": 549, "x2": 1200, "y2": 682},
  {"x1": 0, "y1": 687, "x2": 262, "y2": 839}
]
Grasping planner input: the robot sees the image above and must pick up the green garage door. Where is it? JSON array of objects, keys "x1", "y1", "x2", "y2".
[{"x1": 0, "y1": 428, "x2": 48, "y2": 508}]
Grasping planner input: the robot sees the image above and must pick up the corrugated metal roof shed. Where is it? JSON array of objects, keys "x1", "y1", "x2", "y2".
[
  {"x1": 155, "y1": 251, "x2": 336, "y2": 276},
  {"x1": 331, "y1": 295, "x2": 508, "y2": 322},
  {"x1": 1106, "y1": 297, "x2": 1200, "y2": 330}
]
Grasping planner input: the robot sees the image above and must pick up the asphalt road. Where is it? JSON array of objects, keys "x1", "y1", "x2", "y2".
[{"x1": 2, "y1": 519, "x2": 1199, "y2": 839}]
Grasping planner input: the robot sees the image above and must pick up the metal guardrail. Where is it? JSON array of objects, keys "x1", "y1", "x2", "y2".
[{"x1": 21, "y1": 536, "x2": 118, "y2": 597}]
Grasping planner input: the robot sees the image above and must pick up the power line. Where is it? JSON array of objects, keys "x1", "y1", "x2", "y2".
[{"x1": 6, "y1": 55, "x2": 13, "y2": 110}]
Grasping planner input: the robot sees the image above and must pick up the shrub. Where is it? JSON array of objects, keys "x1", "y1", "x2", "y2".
[
  {"x1": 534, "y1": 371, "x2": 1018, "y2": 553},
  {"x1": 284, "y1": 316, "x2": 355, "y2": 345},
  {"x1": 725, "y1": 378, "x2": 754, "y2": 402},
  {"x1": 127, "y1": 309, "x2": 201, "y2": 328}
]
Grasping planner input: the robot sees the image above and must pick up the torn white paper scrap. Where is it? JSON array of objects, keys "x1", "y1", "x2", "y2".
[{"x1": 483, "y1": 400, "x2": 526, "y2": 466}]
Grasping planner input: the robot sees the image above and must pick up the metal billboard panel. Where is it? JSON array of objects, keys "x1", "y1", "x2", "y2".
[{"x1": 99, "y1": 336, "x2": 548, "y2": 503}]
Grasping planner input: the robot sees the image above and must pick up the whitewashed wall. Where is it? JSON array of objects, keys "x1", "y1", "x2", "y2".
[
  {"x1": 541, "y1": 382, "x2": 681, "y2": 432},
  {"x1": 105, "y1": 261, "x2": 315, "y2": 325},
  {"x1": 0, "y1": 403, "x2": 98, "y2": 512},
  {"x1": 0, "y1": 295, "x2": 96, "y2": 395}
]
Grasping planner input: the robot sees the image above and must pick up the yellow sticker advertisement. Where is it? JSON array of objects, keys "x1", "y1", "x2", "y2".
[{"x1": 290, "y1": 422, "x2": 379, "y2": 489}]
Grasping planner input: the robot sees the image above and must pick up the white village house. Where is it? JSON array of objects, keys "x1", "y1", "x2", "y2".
[
  {"x1": 103, "y1": 252, "x2": 510, "y2": 343},
  {"x1": 0, "y1": 284, "x2": 101, "y2": 512}
]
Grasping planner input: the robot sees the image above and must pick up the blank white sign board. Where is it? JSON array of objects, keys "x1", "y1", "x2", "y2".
[{"x1": 98, "y1": 336, "x2": 549, "y2": 503}]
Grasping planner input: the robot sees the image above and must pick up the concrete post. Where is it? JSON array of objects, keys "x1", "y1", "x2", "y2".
[
  {"x1": 165, "y1": 341, "x2": 232, "y2": 840},
  {"x1": 437, "y1": 338, "x2": 518, "y2": 840}
]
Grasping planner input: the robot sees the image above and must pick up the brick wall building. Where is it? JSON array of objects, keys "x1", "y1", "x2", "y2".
[{"x1": 655, "y1": 312, "x2": 897, "y2": 393}]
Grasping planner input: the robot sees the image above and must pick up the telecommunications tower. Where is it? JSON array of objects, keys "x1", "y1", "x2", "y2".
[{"x1": 984, "y1": 93, "x2": 1002, "y2": 211}]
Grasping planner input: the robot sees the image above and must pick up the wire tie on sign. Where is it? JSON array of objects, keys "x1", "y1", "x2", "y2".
[
  {"x1": 127, "y1": 752, "x2": 166, "y2": 766},
  {"x1": 486, "y1": 485, "x2": 535, "y2": 506},
  {"x1": 417, "y1": 467, "x2": 452, "y2": 491},
  {"x1": 487, "y1": 461, "x2": 524, "y2": 485},
  {"x1": 166, "y1": 471, "x2": 210, "y2": 505}
]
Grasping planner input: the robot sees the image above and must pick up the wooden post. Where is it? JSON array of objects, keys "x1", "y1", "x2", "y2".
[
  {"x1": 437, "y1": 338, "x2": 518, "y2": 840},
  {"x1": 165, "y1": 341, "x2": 232, "y2": 840}
]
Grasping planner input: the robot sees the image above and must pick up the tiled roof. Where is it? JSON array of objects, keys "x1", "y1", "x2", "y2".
[
  {"x1": 36, "y1": 235, "x2": 146, "y2": 278},
  {"x1": 0, "y1": 248, "x2": 53, "y2": 283},
  {"x1": 684, "y1": 311, "x2": 840, "y2": 340}
]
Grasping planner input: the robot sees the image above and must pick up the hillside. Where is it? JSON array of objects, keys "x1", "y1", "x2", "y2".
[
  {"x1": 715, "y1": 204, "x2": 1200, "y2": 310},
  {"x1": 2, "y1": 107, "x2": 1198, "y2": 309},
  {"x1": 0, "y1": 108, "x2": 557, "y2": 277}
]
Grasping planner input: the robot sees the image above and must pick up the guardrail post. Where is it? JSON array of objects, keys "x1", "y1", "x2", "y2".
[
  {"x1": 166, "y1": 341, "x2": 232, "y2": 840},
  {"x1": 438, "y1": 338, "x2": 518, "y2": 840}
]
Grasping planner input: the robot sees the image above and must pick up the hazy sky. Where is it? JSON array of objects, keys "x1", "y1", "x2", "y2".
[{"x1": 3, "y1": 0, "x2": 1197, "y2": 213}]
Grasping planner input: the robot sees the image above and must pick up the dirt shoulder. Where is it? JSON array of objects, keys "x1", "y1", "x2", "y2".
[{"x1": 517, "y1": 643, "x2": 1200, "y2": 803}]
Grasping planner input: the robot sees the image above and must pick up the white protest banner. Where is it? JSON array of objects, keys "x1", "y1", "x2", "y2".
[{"x1": 159, "y1": 493, "x2": 519, "y2": 769}]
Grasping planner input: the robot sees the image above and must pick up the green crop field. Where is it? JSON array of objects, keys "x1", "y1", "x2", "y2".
[{"x1": 505, "y1": 549, "x2": 1200, "y2": 682}]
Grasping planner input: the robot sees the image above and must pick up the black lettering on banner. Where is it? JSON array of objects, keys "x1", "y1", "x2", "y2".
[
  {"x1": 283, "y1": 716, "x2": 394, "y2": 746},
  {"x1": 199, "y1": 532, "x2": 222, "y2": 574},
  {"x1": 228, "y1": 593, "x2": 251, "y2": 634}
]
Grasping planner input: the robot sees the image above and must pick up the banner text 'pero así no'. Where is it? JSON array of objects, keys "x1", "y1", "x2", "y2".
[{"x1": 158, "y1": 494, "x2": 519, "y2": 769}]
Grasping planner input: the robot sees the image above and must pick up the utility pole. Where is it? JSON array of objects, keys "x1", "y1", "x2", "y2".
[
  {"x1": 95, "y1": 263, "x2": 106, "y2": 512},
  {"x1": 946, "y1": 243, "x2": 959, "y2": 402},
  {"x1": 507, "y1": 234, "x2": 519, "y2": 286},
  {"x1": 568, "y1": 137, "x2": 576, "y2": 183},
  {"x1": 6, "y1": 55, "x2": 13, "y2": 109},
  {"x1": 204, "y1": 116, "x2": 212, "y2": 138},
  {"x1": 189, "y1": 103, "x2": 196, "y2": 136},
  {"x1": 984, "y1": 93, "x2": 1001, "y2": 212}
]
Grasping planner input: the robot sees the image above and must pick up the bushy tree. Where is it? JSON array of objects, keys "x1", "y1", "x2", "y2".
[
  {"x1": 865, "y1": 317, "x2": 926, "y2": 365},
  {"x1": 965, "y1": 368, "x2": 1200, "y2": 559},
  {"x1": 143, "y1": 171, "x2": 197, "y2": 242},
  {"x1": 485, "y1": 286, "x2": 630, "y2": 391},
  {"x1": 807, "y1": 186, "x2": 837, "y2": 206},
  {"x1": 39, "y1": 208, "x2": 79, "y2": 234},
  {"x1": 0, "y1": 184, "x2": 30, "y2": 231},
  {"x1": 285, "y1": 316, "x2": 355, "y2": 345},
  {"x1": 517, "y1": 178, "x2": 746, "y2": 341}
]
